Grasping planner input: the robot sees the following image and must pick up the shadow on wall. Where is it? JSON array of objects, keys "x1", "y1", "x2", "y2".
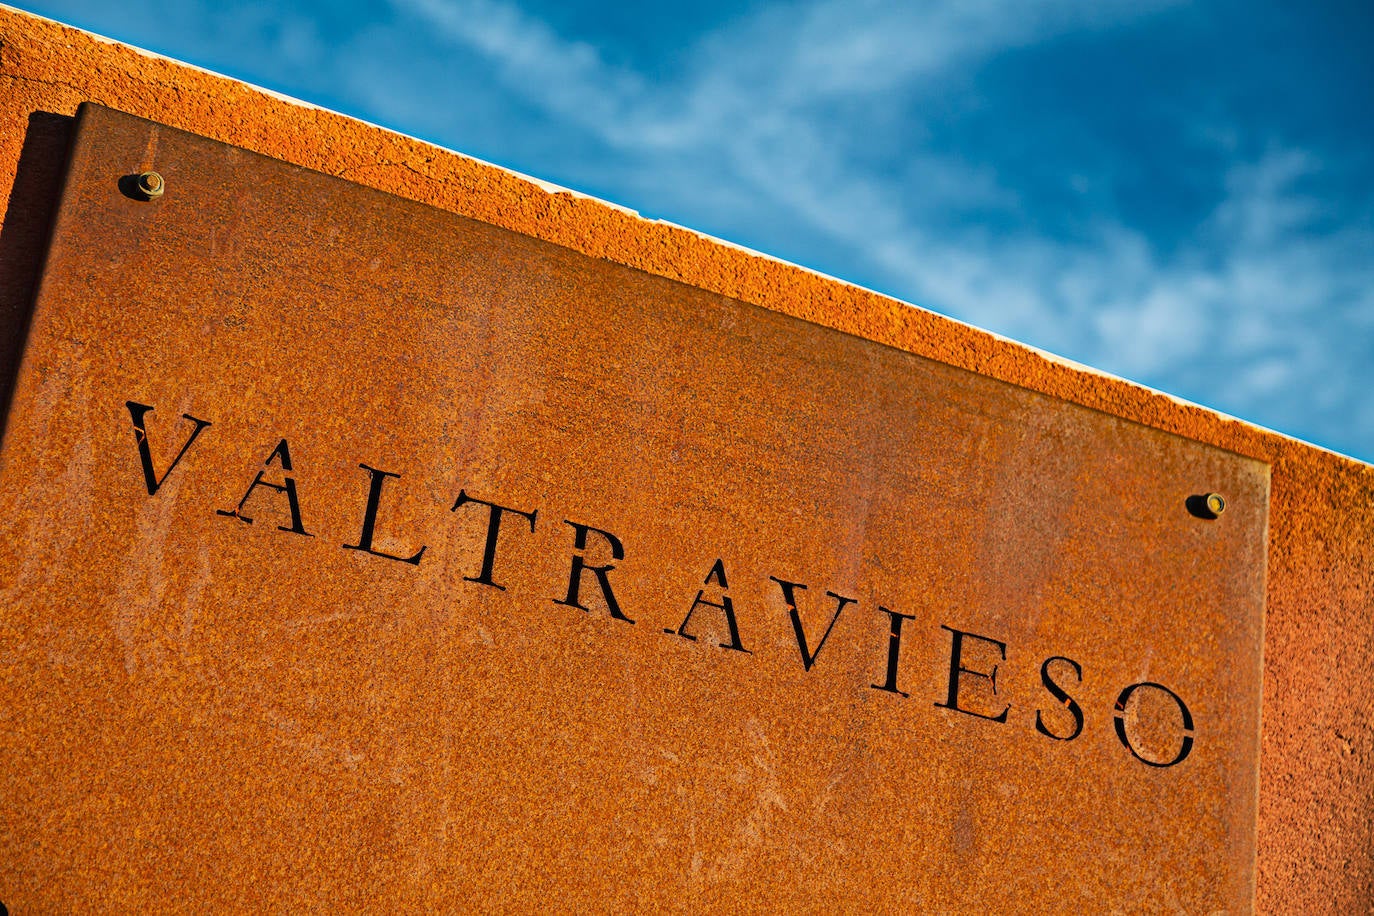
[{"x1": 0, "y1": 111, "x2": 75, "y2": 444}]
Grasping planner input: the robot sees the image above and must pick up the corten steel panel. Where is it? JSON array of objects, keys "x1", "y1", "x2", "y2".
[{"x1": 0, "y1": 105, "x2": 1268, "y2": 912}]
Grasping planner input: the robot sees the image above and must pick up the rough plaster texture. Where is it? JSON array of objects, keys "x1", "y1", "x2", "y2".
[{"x1": 0, "y1": 6, "x2": 1369, "y2": 911}]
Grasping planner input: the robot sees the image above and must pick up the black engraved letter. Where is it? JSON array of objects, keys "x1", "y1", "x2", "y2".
[
  {"x1": 934, "y1": 625, "x2": 1010, "y2": 723},
  {"x1": 770, "y1": 576, "x2": 855, "y2": 671},
  {"x1": 342, "y1": 463, "x2": 426, "y2": 564},
  {"x1": 1034, "y1": 655, "x2": 1085, "y2": 741},
  {"x1": 554, "y1": 520, "x2": 633, "y2": 624},
  {"x1": 669, "y1": 558, "x2": 750, "y2": 653},
  {"x1": 217, "y1": 439, "x2": 311, "y2": 536},
  {"x1": 125, "y1": 401, "x2": 212, "y2": 496},
  {"x1": 1113, "y1": 681, "x2": 1195, "y2": 768},
  {"x1": 870, "y1": 606, "x2": 916, "y2": 698},
  {"x1": 451, "y1": 490, "x2": 538, "y2": 590}
]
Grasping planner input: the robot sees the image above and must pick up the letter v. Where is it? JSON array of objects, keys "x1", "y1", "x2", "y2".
[
  {"x1": 125, "y1": 401, "x2": 212, "y2": 496},
  {"x1": 770, "y1": 576, "x2": 856, "y2": 672}
]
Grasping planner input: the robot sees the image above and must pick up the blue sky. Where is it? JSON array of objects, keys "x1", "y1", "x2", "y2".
[{"x1": 15, "y1": 0, "x2": 1374, "y2": 461}]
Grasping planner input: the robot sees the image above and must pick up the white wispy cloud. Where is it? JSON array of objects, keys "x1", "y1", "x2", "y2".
[{"x1": 386, "y1": 0, "x2": 1370, "y2": 457}]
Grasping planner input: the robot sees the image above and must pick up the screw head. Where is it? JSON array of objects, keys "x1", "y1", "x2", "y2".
[
  {"x1": 136, "y1": 171, "x2": 165, "y2": 199},
  {"x1": 1187, "y1": 492, "x2": 1229, "y2": 520}
]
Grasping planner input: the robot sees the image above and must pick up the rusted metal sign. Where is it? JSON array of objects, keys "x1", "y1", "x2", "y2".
[{"x1": 0, "y1": 105, "x2": 1267, "y2": 911}]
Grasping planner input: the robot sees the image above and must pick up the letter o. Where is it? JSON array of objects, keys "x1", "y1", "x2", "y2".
[{"x1": 1113, "y1": 681, "x2": 1195, "y2": 768}]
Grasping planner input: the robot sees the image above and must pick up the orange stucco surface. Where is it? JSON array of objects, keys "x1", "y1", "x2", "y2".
[{"x1": 0, "y1": 7, "x2": 1369, "y2": 910}]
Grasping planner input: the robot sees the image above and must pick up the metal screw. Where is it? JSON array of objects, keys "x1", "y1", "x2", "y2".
[
  {"x1": 136, "y1": 171, "x2": 165, "y2": 199},
  {"x1": 1187, "y1": 492, "x2": 1228, "y2": 520}
]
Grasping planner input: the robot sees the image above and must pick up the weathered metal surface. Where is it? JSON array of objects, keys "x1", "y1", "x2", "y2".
[{"x1": 0, "y1": 105, "x2": 1268, "y2": 912}]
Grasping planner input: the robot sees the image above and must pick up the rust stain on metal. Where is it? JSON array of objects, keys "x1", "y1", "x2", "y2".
[{"x1": 0, "y1": 105, "x2": 1269, "y2": 911}]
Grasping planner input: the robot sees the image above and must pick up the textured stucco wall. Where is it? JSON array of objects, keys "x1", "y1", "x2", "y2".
[{"x1": 0, "y1": 6, "x2": 1369, "y2": 910}]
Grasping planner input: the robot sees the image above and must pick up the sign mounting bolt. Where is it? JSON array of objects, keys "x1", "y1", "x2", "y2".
[
  {"x1": 1186, "y1": 492, "x2": 1228, "y2": 519},
  {"x1": 136, "y1": 171, "x2": 165, "y2": 199}
]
